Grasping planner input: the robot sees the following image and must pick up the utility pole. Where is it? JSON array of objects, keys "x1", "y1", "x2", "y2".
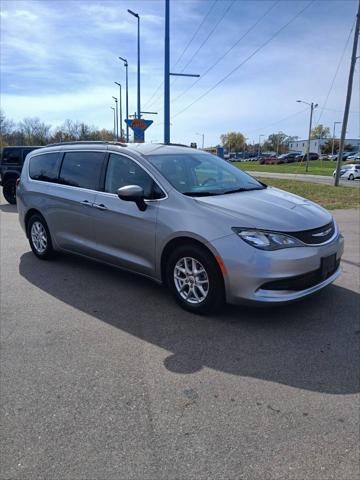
[
  {"x1": 331, "y1": 121, "x2": 341, "y2": 156},
  {"x1": 335, "y1": 0, "x2": 360, "y2": 186},
  {"x1": 306, "y1": 103, "x2": 315, "y2": 172},
  {"x1": 258, "y1": 134, "x2": 264, "y2": 157},
  {"x1": 276, "y1": 132, "x2": 281, "y2": 155},
  {"x1": 164, "y1": 0, "x2": 170, "y2": 144},
  {"x1": 164, "y1": 0, "x2": 199, "y2": 144},
  {"x1": 297, "y1": 100, "x2": 318, "y2": 172}
]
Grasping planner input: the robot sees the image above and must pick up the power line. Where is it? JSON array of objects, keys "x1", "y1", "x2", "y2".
[
  {"x1": 172, "y1": 0, "x2": 315, "y2": 120},
  {"x1": 245, "y1": 108, "x2": 309, "y2": 136},
  {"x1": 143, "y1": 0, "x2": 218, "y2": 109},
  {"x1": 172, "y1": 0, "x2": 218, "y2": 70},
  {"x1": 176, "y1": 0, "x2": 236, "y2": 76},
  {"x1": 316, "y1": 20, "x2": 355, "y2": 125},
  {"x1": 171, "y1": 0, "x2": 280, "y2": 105}
]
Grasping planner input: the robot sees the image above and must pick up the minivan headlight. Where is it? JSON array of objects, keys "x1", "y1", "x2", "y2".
[{"x1": 232, "y1": 228, "x2": 303, "y2": 250}]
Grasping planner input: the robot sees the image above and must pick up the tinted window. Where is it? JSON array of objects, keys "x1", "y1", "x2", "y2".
[
  {"x1": 29, "y1": 153, "x2": 60, "y2": 182},
  {"x1": 2, "y1": 148, "x2": 22, "y2": 164},
  {"x1": 59, "y1": 151, "x2": 105, "y2": 190},
  {"x1": 105, "y1": 154, "x2": 164, "y2": 199}
]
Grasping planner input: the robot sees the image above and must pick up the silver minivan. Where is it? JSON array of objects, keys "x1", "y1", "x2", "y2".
[{"x1": 17, "y1": 141, "x2": 343, "y2": 313}]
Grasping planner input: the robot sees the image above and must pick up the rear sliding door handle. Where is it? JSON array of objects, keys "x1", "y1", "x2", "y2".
[
  {"x1": 80, "y1": 200, "x2": 92, "y2": 206},
  {"x1": 93, "y1": 203, "x2": 108, "y2": 211}
]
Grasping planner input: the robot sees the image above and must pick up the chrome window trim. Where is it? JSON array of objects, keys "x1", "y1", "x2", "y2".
[{"x1": 26, "y1": 148, "x2": 168, "y2": 200}]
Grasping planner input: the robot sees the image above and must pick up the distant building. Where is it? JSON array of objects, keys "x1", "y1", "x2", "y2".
[{"x1": 288, "y1": 138, "x2": 360, "y2": 154}]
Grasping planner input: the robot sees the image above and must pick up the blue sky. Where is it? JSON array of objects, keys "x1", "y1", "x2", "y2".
[{"x1": 1, "y1": 0, "x2": 359, "y2": 146}]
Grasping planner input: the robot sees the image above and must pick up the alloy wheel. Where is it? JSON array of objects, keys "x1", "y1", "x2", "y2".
[
  {"x1": 174, "y1": 257, "x2": 209, "y2": 304},
  {"x1": 31, "y1": 221, "x2": 48, "y2": 254}
]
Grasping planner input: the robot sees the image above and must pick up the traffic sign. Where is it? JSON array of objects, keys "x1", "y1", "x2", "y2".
[{"x1": 125, "y1": 118, "x2": 153, "y2": 143}]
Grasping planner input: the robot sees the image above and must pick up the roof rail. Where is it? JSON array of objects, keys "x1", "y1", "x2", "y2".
[
  {"x1": 158, "y1": 142, "x2": 190, "y2": 148},
  {"x1": 45, "y1": 141, "x2": 127, "y2": 147},
  {"x1": 45, "y1": 141, "x2": 108, "y2": 147}
]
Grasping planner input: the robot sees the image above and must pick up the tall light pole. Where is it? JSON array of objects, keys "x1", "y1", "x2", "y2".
[
  {"x1": 115, "y1": 82, "x2": 123, "y2": 141},
  {"x1": 128, "y1": 9, "x2": 140, "y2": 120},
  {"x1": 297, "y1": 100, "x2": 318, "y2": 172},
  {"x1": 119, "y1": 57, "x2": 129, "y2": 142},
  {"x1": 331, "y1": 121, "x2": 341, "y2": 156},
  {"x1": 112, "y1": 96, "x2": 119, "y2": 140},
  {"x1": 258, "y1": 134, "x2": 264, "y2": 157},
  {"x1": 110, "y1": 107, "x2": 116, "y2": 141},
  {"x1": 164, "y1": 0, "x2": 200, "y2": 144}
]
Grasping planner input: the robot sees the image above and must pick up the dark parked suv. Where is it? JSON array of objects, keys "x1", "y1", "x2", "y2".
[{"x1": 0, "y1": 146, "x2": 42, "y2": 203}]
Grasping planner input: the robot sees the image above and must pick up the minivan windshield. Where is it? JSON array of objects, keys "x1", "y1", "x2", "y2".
[{"x1": 145, "y1": 152, "x2": 265, "y2": 196}]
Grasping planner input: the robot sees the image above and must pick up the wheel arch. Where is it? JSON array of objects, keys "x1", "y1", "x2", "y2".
[
  {"x1": 24, "y1": 209, "x2": 45, "y2": 237},
  {"x1": 160, "y1": 235, "x2": 224, "y2": 286}
]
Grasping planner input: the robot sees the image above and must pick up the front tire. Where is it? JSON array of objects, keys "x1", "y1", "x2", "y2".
[
  {"x1": 166, "y1": 244, "x2": 225, "y2": 314},
  {"x1": 27, "y1": 214, "x2": 54, "y2": 260},
  {"x1": 3, "y1": 179, "x2": 17, "y2": 204},
  {"x1": 349, "y1": 174, "x2": 354, "y2": 180}
]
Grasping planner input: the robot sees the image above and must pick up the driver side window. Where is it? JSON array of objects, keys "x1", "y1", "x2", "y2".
[{"x1": 104, "y1": 153, "x2": 164, "y2": 199}]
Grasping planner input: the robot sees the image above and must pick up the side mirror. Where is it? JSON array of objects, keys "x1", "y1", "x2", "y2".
[{"x1": 117, "y1": 185, "x2": 147, "y2": 211}]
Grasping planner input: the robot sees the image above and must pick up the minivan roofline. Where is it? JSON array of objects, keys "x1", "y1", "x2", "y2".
[{"x1": 45, "y1": 141, "x2": 128, "y2": 148}]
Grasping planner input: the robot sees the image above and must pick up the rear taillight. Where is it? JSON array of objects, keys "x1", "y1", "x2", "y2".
[{"x1": 16, "y1": 178, "x2": 20, "y2": 188}]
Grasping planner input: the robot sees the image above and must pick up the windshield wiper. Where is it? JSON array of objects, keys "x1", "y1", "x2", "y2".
[
  {"x1": 223, "y1": 186, "x2": 266, "y2": 194},
  {"x1": 182, "y1": 191, "x2": 221, "y2": 197}
]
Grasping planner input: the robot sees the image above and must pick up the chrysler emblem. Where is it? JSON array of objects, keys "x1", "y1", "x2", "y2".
[{"x1": 312, "y1": 227, "x2": 332, "y2": 237}]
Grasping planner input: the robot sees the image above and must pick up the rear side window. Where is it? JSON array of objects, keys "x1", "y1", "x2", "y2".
[
  {"x1": 1, "y1": 148, "x2": 22, "y2": 164},
  {"x1": 29, "y1": 153, "x2": 60, "y2": 182},
  {"x1": 59, "y1": 151, "x2": 105, "y2": 190}
]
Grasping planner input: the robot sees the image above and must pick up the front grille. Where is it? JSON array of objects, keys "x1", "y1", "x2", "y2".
[
  {"x1": 286, "y1": 221, "x2": 335, "y2": 245},
  {"x1": 261, "y1": 259, "x2": 340, "y2": 292}
]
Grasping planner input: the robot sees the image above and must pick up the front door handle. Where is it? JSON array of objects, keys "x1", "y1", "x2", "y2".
[
  {"x1": 93, "y1": 203, "x2": 108, "y2": 211},
  {"x1": 80, "y1": 200, "x2": 92, "y2": 206}
]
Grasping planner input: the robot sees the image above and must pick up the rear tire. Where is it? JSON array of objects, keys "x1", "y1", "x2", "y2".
[
  {"x1": 3, "y1": 179, "x2": 17, "y2": 204},
  {"x1": 349, "y1": 174, "x2": 354, "y2": 180},
  {"x1": 27, "y1": 214, "x2": 54, "y2": 260},
  {"x1": 166, "y1": 244, "x2": 225, "y2": 314}
]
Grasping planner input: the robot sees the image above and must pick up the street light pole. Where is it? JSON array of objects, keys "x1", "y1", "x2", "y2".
[
  {"x1": 331, "y1": 121, "x2": 341, "y2": 157},
  {"x1": 128, "y1": 9, "x2": 140, "y2": 119},
  {"x1": 115, "y1": 82, "x2": 123, "y2": 141},
  {"x1": 297, "y1": 100, "x2": 318, "y2": 172},
  {"x1": 119, "y1": 57, "x2": 129, "y2": 142},
  {"x1": 112, "y1": 96, "x2": 118, "y2": 140},
  {"x1": 110, "y1": 107, "x2": 116, "y2": 141}
]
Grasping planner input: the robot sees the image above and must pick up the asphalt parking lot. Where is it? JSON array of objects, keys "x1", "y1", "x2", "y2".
[{"x1": 1, "y1": 199, "x2": 359, "y2": 480}]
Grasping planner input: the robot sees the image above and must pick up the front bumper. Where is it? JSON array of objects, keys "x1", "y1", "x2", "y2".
[{"x1": 211, "y1": 231, "x2": 344, "y2": 305}]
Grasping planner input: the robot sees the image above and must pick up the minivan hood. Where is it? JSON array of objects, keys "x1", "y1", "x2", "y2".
[{"x1": 195, "y1": 187, "x2": 332, "y2": 231}]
